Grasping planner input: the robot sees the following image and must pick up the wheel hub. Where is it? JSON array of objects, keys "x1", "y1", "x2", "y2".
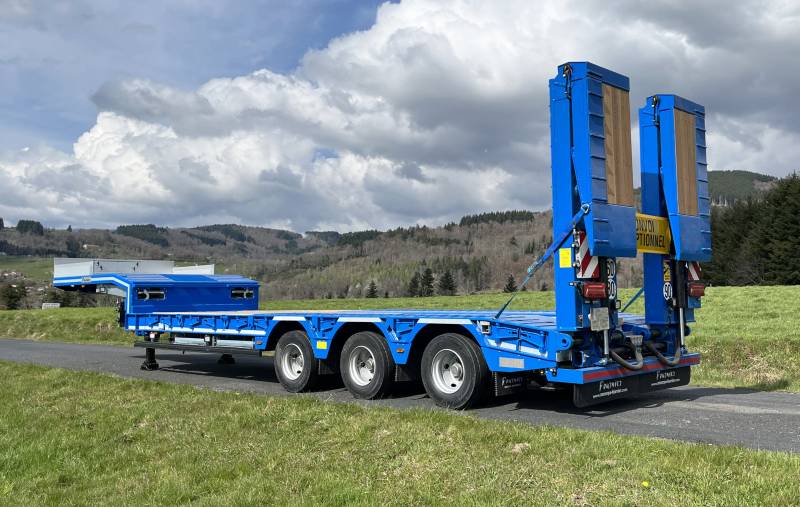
[
  {"x1": 431, "y1": 348, "x2": 466, "y2": 394},
  {"x1": 281, "y1": 343, "x2": 304, "y2": 381},
  {"x1": 348, "y1": 345, "x2": 376, "y2": 387}
]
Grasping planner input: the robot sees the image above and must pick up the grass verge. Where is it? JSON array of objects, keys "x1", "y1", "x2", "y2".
[
  {"x1": 0, "y1": 307, "x2": 129, "y2": 345},
  {"x1": 0, "y1": 286, "x2": 798, "y2": 391},
  {"x1": 0, "y1": 360, "x2": 798, "y2": 506}
]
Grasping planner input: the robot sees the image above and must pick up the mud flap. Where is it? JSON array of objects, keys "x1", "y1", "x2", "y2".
[
  {"x1": 492, "y1": 372, "x2": 529, "y2": 397},
  {"x1": 573, "y1": 366, "x2": 691, "y2": 407}
]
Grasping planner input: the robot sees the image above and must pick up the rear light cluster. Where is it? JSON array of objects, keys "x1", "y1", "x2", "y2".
[
  {"x1": 581, "y1": 282, "x2": 607, "y2": 300},
  {"x1": 688, "y1": 282, "x2": 705, "y2": 298}
]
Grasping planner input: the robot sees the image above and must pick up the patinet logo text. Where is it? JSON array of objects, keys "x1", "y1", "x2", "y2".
[{"x1": 599, "y1": 379, "x2": 624, "y2": 392}]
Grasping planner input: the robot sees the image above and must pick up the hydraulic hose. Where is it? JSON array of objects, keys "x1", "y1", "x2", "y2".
[
  {"x1": 608, "y1": 330, "x2": 644, "y2": 371},
  {"x1": 644, "y1": 307, "x2": 685, "y2": 367},
  {"x1": 644, "y1": 338, "x2": 682, "y2": 367},
  {"x1": 610, "y1": 343, "x2": 644, "y2": 371}
]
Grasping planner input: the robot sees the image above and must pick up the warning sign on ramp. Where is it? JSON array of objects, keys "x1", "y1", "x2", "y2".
[{"x1": 636, "y1": 213, "x2": 671, "y2": 254}]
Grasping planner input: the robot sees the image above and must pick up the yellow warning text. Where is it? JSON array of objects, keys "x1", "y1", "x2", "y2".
[{"x1": 636, "y1": 213, "x2": 672, "y2": 255}]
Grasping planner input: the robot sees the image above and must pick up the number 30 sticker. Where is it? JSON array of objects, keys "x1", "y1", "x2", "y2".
[{"x1": 606, "y1": 259, "x2": 617, "y2": 299}]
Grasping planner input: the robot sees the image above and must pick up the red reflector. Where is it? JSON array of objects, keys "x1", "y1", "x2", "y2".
[
  {"x1": 582, "y1": 282, "x2": 606, "y2": 299},
  {"x1": 688, "y1": 282, "x2": 705, "y2": 298}
]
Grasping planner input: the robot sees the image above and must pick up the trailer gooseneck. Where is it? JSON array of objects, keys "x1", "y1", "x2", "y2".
[{"x1": 53, "y1": 62, "x2": 711, "y2": 409}]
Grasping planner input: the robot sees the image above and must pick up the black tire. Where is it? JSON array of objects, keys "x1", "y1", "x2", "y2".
[
  {"x1": 421, "y1": 333, "x2": 488, "y2": 409},
  {"x1": 339, "y1": 331, "x2": 396, "y2": 399},
  {"x1": 274, "y1": 330, "x2": 318, "y2": 392}
]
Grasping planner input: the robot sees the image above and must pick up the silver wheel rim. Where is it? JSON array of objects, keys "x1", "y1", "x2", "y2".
[
  {"x1": 348, "y1": 345, "x2": 376, "y2": 387},
  {"x1": 280, "y1": 343, "x2": 304, "y2": 381},
  {"x1": 431, "y1": 348, "x2": 465, "y2": 394}
]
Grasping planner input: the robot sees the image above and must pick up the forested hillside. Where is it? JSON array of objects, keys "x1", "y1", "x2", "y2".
[
  {"x1": 0, "y1": 210, "x2": 592, "y2": 301},
  {"x1": 708, "y1": 170, "x2": 776, "y2": 205},
  {"x1": 705, "y1": 174, "x2": 800, "y2": 285},
  {"x1": 0, "y1": 170, "x2": 796, "y2": 306}
]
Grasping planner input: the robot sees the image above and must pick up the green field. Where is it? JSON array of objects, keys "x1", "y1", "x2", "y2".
[
  {"x1": 0, "y1": 255, "x2": 53, "y2": 281},
  {"x1": 1, "y1": 286, "x2": 798, "y2": 391},
  {"x1": 0, "y1": 360, "x2": 797, "y2": 506},
  {"x1": 0, "y1": 306, "x2": 128, "y2": 345}
]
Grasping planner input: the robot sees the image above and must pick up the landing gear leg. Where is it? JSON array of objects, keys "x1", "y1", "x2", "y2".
[
  {"x1": 218, "y1": 354, "x2": 235, "y2": 365},
  {"x1": 141, "y1": 347, "x2": 159, "y2": 370}
]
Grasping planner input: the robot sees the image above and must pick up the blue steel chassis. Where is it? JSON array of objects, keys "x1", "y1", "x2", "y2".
[
  {"x1": 126, "y1": 307, "x2": 699, "y2": 388},
  {"x1": 54, "y1": 61, "x2": 709, "y2": 407}
]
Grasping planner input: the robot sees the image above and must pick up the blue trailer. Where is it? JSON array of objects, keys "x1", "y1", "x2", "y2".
[{"x1": 53, "y1": 62, "x2": 710, "y2": 409}]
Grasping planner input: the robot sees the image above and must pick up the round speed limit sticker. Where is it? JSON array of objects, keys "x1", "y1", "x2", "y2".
[{"x1": 663, "y1": 282, "x2": 673, "y2": 301}]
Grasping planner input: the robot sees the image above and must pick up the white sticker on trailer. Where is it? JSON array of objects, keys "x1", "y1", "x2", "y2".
[
  {"x1": 214, "y1": 329, "x2": 267, "y2": 336},
  {"x1": 519, "y1": 345, "x2": 547, "y2": 357},
  {"x1": 499, "y1": 357, "x2": 525, "y2": 369},
  {"x1": 417, "y1": 318, "x2": 473, "y2": 325},
  {"x1": 132, "y1": 325, "x2": 265, "y2": 336},
  {"x1": 487, "y1": 339, "x2": 517, "y2": 352}
]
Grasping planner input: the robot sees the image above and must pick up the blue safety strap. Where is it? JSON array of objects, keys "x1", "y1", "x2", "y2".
[
  {"x1": 620, "y1": 286, "x2": 644, "y2": 313},
  {"x1": 494, "y1": 203, "x2": 590, "y2": 319}
]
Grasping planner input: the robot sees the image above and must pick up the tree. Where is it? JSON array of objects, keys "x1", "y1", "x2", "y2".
[
  {"x1": 463, "y1": 256, "x2": 489, "y2": 292},
  {"x1": 0, "y1": 217, "x2": 4, "y2": 230},
  {"x1": 407, "y1": 272, "x2": 421, "y2": 297},
  {"x1": 16, "y1": 220, "x2": 44, "y2": 236},
  {"x1": 503, "y1": 274, "x2": 517, "y2": 293},
  {"x1": 437, "y1": 269, "x2": 457, "y2": 296},
  {"x1": 67, "y1": 225, "x2": 73, "y2": 232},
  {"x1": 66, "y1": 236, "x2": 81, "y2": 257},
  {"x1": 459, "y1": 210, "x2": 535, "y2": 226},
  {"x1": 705, "y1": 174, "x2": 800, "y2": 286},
  {"x1": 0, "y1": 283, "x2": 26, "y2": 310},
  {"x1": 116, "y1": 224, "x2": 169, "y2": 247},
  {"x1": 524, "y1": 239, "x2": 536, "y2": 254},
  {"x1": 756, "y1": 174, "x2": 800, "y2": 285},
  {"x1": 366, "y1": 280, "x2": 378, "y2": 298},
  {"x1": 420, "y1": 268, "x2": 435, "y2": 297}
]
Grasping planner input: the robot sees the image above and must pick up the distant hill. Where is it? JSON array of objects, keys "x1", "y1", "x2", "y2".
[
  {"x1": 0, "y1": 170, "x2": 783, "y2": 300},
  {"x1": 708, "y1": 170, "x2": 777, "y2": 205},
  {"x1": 0, "y1": 211, "x2": 573, "y2": 300},
  {"x1": 633, "y1": 170, "x2": 776, "y2": 208}
]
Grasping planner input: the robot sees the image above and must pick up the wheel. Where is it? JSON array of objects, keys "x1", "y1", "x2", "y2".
[
  {"x1": 339, "y1": 331, "x2": 396, "y2": 399},
  {"x1": 274, "y1": 330, "x2": 318, "y2": 392},
  {"x1": 421, "y1": 333, "x2": 488, "y2": 409}
]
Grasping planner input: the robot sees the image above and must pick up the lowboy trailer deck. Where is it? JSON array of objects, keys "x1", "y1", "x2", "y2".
[{"x1": 53, "y1": 62, "x2": 711, "y2": 408}]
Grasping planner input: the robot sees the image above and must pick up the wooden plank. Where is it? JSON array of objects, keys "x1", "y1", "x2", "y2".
[
  {"x1": 602, "y1": 84, "x2": 634, "y2": 206},
  {"x1": 674, "y1": 109, "x2": 699, "y2": 216}
]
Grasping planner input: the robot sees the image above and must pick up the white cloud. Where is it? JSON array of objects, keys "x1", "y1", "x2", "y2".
[{"x1": 2, "y1": 0, "x2": 799, "y2": 231}]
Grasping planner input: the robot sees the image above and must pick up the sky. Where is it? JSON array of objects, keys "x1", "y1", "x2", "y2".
[{"x1": 1, "y1": 0, "x2": 798, "y2": 232}]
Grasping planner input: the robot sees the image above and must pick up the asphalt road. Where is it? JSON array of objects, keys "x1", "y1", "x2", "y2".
[{"x1": 1, "y1": 338, "x2": 799, "y2": 453}]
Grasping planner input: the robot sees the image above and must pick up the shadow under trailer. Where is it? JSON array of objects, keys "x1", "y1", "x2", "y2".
[{"x1": 53, "y1": 62, "x2": 710, "y2": 409}]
